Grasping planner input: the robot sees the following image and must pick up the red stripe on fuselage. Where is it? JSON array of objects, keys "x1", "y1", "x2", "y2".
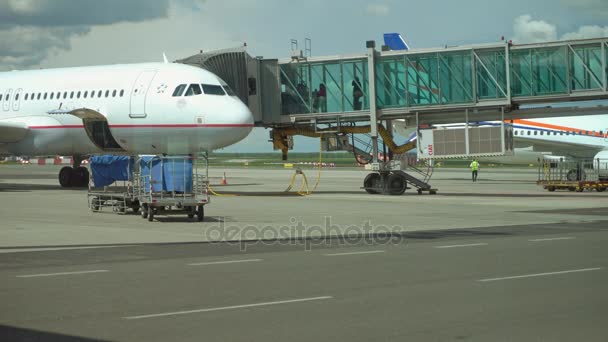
[{"x1": 29, "y1": 124, "x2": 254, "y2": 130}]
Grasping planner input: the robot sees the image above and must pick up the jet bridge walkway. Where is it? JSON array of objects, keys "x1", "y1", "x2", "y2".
[{"x1": 179, "y1": 37, "x2": 608, "y2": 195}]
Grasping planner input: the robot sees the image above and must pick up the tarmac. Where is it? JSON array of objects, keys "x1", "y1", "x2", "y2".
[{"x1": 0, "y1": 164, "x2": 607, "y2": 341}]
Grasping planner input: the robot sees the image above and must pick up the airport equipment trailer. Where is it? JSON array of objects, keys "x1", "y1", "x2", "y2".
[
  {"x1": 87, "y1": 155, "x2": 210, "y2": 221},
  {"x1": 135, "y1": 155, "x2": 209, "y2": 222},
  {"x1": 538, "y1": 157, "x2": 607, "y2": 192}
]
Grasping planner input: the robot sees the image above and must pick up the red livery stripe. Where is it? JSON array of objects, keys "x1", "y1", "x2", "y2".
[
  {"x1": 29, "y1": 124, "x2": 254, "y2": 130},
  {"x1": 109, "y1": 124, "x2": 254, "y2": 128}
]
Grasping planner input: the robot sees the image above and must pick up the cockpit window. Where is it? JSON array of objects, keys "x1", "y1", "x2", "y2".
[
  {"x1": 172, "y1": 84, "x2": 187, "y2": 97},
  {"x1": 222, "y1": 84, "x2": 237, "y2": 97},
  {"x1": 201, "y1": 84, "x2": 226, "y2": 96},
  {"x1": 185, "y1": 84, "x2": 202, "y2": 97}
]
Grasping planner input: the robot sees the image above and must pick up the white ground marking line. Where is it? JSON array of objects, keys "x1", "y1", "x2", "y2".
[
  {"x1": 123, "y1": 296, "x2": 334, "y2": 320},
  {"x1": 16, "y1": 270, "x2": 110, "y2": 278},
  {"x1": 434, "y1": 243, "x2": 488, "y2": 249},
  {"x1": 187, "y1": 259, "x2": 263, "y2": 266},
  {"x1": 529, "y1": 237, "x2": 575, "y2": 242},
  {"x1": 0, "y1": 245, "x2": 136, "y2": 254},
  {"x1": 323, "y1": 250, "x2": 386, "y2": 256},
  {"x1": 478, "y1": 267, "x2": 603, "y2": 282}
]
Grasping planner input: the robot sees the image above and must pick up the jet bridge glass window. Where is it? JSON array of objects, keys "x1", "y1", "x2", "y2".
[
  {"x1": 201, "y1": 84, "x2": 226, "y2": 96},
  {"x1": 172, "y1": 84, "x2": 186, "y2": 97},
  {"x1": 185, "y1": 84, "x2": 202, "y2": 96}
]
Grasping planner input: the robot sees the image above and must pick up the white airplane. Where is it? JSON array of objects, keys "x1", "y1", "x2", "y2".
[
  {"x1": 0, "y1": 62, "x2": 254, "y2": 187},
  {"x1": 394, "y1": 114, "x2": 608, "y2": 166},
  {"x1": 486, "y1": 115, "x2": 608, "y2": 164}
]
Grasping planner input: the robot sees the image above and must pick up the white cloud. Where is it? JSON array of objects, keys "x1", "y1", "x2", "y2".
[
  {"x1": 561, "y1": 25, "x2": 608, "y2": 40},
  {"x1": 365, "y1": 3, "x2": 390, "y2": 16},
  {"x1": 512, "y1": 15, "x2": 557, "y2": 43}
]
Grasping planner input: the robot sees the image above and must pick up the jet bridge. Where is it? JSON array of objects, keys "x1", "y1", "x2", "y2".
[{"x1": 178, "y1": 37, "x2": 608, "y2": 195}]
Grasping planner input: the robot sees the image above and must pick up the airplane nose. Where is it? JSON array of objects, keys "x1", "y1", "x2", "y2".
[
  {"x1": 235, "y1": 100, "x2": 254, "y2": 127},
  {"x1": 227, "y1": 99, "x2": 254, "y2": 143}
]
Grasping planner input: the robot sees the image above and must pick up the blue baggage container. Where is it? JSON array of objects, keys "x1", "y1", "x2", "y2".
[
  {"x1": 90, "y1": 155, "x2": 134, "y2": 188},
  {"x1": 163, "y1": 158, "x2": 193, "y2": 193},
  {"x1": 139, "y1": 157, "x2": 193, "y2": 193}
]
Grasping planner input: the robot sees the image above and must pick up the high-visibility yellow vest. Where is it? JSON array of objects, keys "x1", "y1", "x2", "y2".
[{"x1": 470, "y1": 161, "x2": 479, "y2": 171}]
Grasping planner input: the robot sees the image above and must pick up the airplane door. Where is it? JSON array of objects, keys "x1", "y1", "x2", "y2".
[
  {"x1": 2, "y1": 89, "x2": 11, "y2": 111},
  {"x1": 130, "y1": 70, "x2": 157, "y2": 118}
]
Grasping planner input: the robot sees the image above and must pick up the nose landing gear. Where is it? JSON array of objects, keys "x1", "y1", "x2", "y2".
[{"x1": 58, "y1": 156, "x2": 89, "y2": 188}]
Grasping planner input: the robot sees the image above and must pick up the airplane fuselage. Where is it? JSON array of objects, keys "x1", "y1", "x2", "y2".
[{"x1": 0, "y1": 62, "x2": 254, "y2": 156}]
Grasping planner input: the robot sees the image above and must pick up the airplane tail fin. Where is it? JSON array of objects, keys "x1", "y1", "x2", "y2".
[{"x1": 383, "y1": 33, "x2": 409, "y2": 51}]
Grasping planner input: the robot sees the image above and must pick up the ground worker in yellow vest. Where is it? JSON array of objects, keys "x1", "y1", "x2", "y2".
[{"x1": 470, "y1": 159, "x2": 479, "y2": 182}]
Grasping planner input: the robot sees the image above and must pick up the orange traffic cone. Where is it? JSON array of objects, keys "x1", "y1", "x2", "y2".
[{"x1": 221, "y1": 172, "x2": 227, "y2": 185}]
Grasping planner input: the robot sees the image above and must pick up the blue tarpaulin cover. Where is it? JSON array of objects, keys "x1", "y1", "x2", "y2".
[
  {"x1": 90, "y1": 155, "x2": 134, "y2": 187},
  {"x1": 139, "y1": 157, "x2": 193, "y2": 193}
]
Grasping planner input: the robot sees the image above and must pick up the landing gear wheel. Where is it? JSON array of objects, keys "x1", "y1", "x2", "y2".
[
  {"x1": 363, "y1": 173, "x2": 381, "y2": 194},
  {"x1": 74, "y1": 166, "x2": 89, "y2": 187},
  {"x1": 59, "y1": 166, "x2": 73, "y2": 187},
  {"x1": 196, "y1": 205, "x2": 205, "y2": 222},
  {"x1": 387, "y1": 173, "x2": 406, "y2": 196},
  {"x1": 141, "y1": 204, "x2": 148, "y2": 219},
  {"x1": 148, "y1": 206, "x2": 155, "y2": 222},
  {"x1": 567, "y1": 169, "x2": 586, "y2": 182}
]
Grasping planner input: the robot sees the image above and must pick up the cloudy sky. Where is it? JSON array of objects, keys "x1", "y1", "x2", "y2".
[{"x1": 1, "y1": 0, "x2": 607, "y2": 152}]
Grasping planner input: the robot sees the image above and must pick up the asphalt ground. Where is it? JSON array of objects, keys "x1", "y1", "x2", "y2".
[{"x1": 0, "y1": 165, "x2": 606, "y2": 341}]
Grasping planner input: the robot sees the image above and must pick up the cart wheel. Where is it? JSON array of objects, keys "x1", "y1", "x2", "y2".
[
  {"x1": 196, "y1": 205, "x2": 204, "y2": 222},
  {"x1": 148, "y1": 206, "x2": 154, "y2": 222},
  {"x1": 141, "y1": 204, "x2": 148, "y2": 219},
  {"x1": 547, "y1": 186, "x2": 556, "y2": 192},
  {"x1": 91, "y1": 197, "x2": 100, "y2": 211},
  {"x1": 597, "y1": 187, "x2": 606, "y2": 193},
  {"x1": 568, "y1": 187, "x2": 576, "y2": 192}
]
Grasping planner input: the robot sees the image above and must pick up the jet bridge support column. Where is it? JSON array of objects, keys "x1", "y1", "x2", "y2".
[{"x1": 366, "y1": 41, "x2": 379, "y2": 163}]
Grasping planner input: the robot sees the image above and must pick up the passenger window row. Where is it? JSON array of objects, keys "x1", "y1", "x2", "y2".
[
  {"x1": 172, "y1": 83, "x2": 236, "y2": 97},
  {"x1": 514, "y1": 129, "x2": 603, "y2": 136},
  {"x1": 0, "y1": 89, "x2": 125, "y2": 102}
]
